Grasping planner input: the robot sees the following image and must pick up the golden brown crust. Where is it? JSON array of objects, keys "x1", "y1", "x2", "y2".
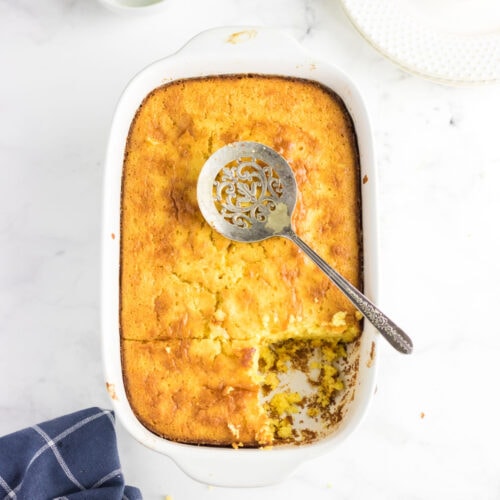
[
  {"x1": 122, "y1": 338, "x2": 272, "y2": 445},
  {"x1": 120, "y1": 75, "x2": 361, "y2": 445}
]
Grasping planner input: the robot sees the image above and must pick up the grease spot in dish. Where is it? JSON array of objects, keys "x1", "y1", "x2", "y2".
[
  {"x1": 366, "y1": 341, "x2": 375, "y2": 367},
  {"x1": 106, "y1": 382, "x2": 118, "y2": 400},
  {"x1": 226, "y1": 30, "x2": 257, "y2": 44}
]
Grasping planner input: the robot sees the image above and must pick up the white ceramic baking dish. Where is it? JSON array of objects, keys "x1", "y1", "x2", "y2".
[{"x1": 101, "y1": 26, "x2": 378, "y2": 487}]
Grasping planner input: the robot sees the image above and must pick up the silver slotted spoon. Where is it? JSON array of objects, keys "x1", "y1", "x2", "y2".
[{"x1": 197, "y1": 141, "x2": 413, "y2": 354}]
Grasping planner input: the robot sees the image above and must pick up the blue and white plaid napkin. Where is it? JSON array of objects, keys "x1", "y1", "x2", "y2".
[{"x1": 0, "y1": 407, "x2": 142, "y2": 500}]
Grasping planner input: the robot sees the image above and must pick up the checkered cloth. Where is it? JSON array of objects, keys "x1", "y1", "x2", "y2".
[{"x1": 0, "y1": 407, "x2": 142, "y2": 500}]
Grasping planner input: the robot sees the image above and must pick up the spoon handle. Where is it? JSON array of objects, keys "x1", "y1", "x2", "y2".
[{"x1": 284, "y1": 230, "x2": 413, "y2": 354}]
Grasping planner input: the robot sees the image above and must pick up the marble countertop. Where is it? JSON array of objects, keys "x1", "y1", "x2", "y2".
[{"x1": 1, "y1": 1, "x2": 499, "y2": 499}]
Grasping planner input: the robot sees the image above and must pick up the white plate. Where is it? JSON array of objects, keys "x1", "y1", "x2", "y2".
[
  {"x1": 341, "y1": 0, "x2": 500, "y2": 85},
  {"x1": 98, "y1": 0, "x2": 168, "y2": 15}
]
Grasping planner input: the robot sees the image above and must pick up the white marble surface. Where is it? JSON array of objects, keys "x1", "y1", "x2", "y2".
[{"x1": 1, "y1": 1, "x2": 500, "y2": 499}]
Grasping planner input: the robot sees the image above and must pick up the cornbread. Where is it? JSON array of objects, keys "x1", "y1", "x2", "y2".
[{"x1": 120, "y1": 75, "x2": 362, "y2": 446}]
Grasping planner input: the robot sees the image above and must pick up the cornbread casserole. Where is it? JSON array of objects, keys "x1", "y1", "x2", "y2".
[{"x1": 120, "y1": 75, "x2": 362, "y2": 447}]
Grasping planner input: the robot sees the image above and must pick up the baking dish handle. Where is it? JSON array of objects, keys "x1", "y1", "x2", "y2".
[
  {"x1": 172, "y1": 450, "x2": 304, "y2": 487},
  {"x1": 173, "y1": 26, "x2": 307, "y2": 60}
]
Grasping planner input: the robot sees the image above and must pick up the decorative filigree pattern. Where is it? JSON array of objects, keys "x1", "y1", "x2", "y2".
[
  {"x1": 213, "y1": 157, "x2": 284, "y2": 228},
  {"x1": 348, "y1": 292, "x2": 412, "y2": 352}
]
